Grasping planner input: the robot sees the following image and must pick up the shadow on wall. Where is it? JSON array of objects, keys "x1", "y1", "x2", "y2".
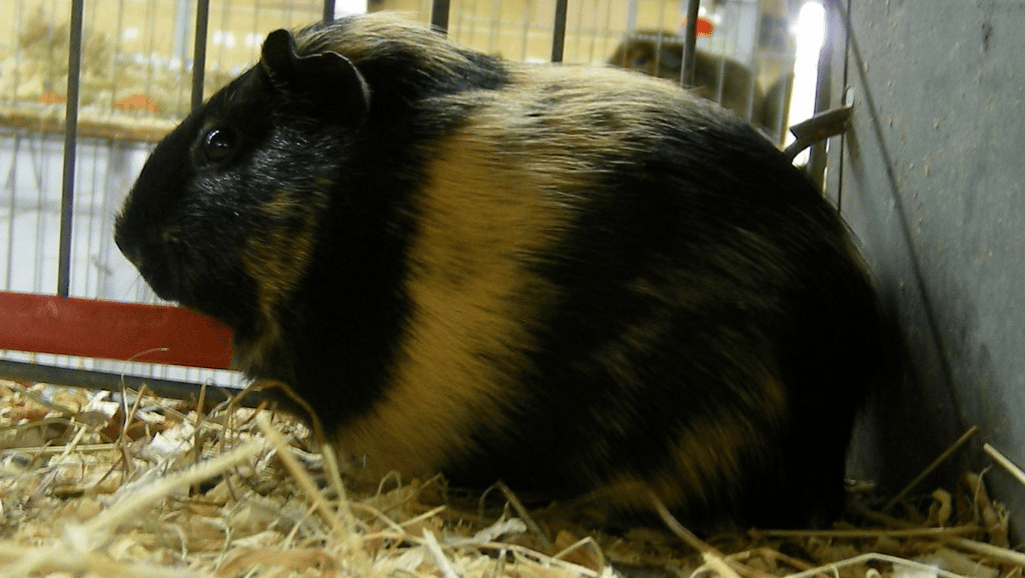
[{"x1": 838, "y1": 102, "x2": 1019, "y2": 530}]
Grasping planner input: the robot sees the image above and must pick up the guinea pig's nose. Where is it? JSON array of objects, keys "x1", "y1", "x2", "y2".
[{"x1": 113, "y1": 226, "x2": 144, "y2": 269}]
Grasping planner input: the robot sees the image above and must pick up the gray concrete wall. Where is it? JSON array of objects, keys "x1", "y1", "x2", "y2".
[{"x1": 825, "y1": 0, "x2": 1025, "y2": 531}]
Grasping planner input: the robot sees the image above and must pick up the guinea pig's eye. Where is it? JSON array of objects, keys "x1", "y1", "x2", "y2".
[{"x1": 202, "y1": 128, "x2": 238, "y2": 163}]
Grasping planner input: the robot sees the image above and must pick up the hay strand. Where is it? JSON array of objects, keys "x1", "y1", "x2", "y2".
[
  {"x1": 982, "y1": 444, "x2": 1025, "y2": 487},
  {"x1": 883, "y1": 426, "x2": 980, "y2": 512},
  {"x1": 784, "y1": 553, "x2": 975, "y2": 578}
]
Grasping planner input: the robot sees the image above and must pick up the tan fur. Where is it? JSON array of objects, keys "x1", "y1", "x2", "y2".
[
  {"x1": 331, "y1": 115, "x2": 581, "y2": 480},
  {"x1": 600, "y1": 373, "x2": 789, "y2": 515}
]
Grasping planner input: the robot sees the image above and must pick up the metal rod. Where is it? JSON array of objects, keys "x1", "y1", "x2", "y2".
[
  {"x1": 625, "y1": 0, "x2": 638, "y2": 34},
  {"x1": 57, "y1": 0, "x2": 86, "y2": 298},
  {"x1": 191, "y1": 0, "x2": 210, "y2": 111},
  {"x1": 0, "y1": 359, "x2": 267, "y2": 408},
  {"x1": 681, "y1": 0, "x2": 700, "y2": 87},
  {"x1": 323, "y1": 0, "x2": 336, "y2": 21},
  {"x1": 550, "y1": 0, "x2": 568, "y2": 63},
  {"x1": 431, "y1": 0, "x2": 450, "y2": 35}
]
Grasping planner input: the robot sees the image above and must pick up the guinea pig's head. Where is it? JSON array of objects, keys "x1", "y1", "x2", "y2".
[
  {"x1": 608, "y1": 32, "x2": 683, "y2": 80},
  {"x1": 114, "y1": 28, "x2": 370, "y2": 331}
]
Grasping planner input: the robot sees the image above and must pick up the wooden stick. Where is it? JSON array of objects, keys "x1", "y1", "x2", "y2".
[
  {"x1": 883, "y1": 425, "x2": 980, "y2": 511},
  {"x1": 759, "y1": 525, "x2": 981, "y2": 540},
  {"x1": 982, "y1": 443, "x2": 1025, "y2": 487}
]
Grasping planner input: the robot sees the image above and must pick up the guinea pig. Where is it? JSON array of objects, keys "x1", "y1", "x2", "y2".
[
  {"x1": 607, "y1": 32, "x2": 763, "y2": 127},
  {"x1": 115, "y1": 12, "x2": 895, "y2": 530},
  {"x1": 607, "y1": 32, "x2": 792, "y2": 144}
]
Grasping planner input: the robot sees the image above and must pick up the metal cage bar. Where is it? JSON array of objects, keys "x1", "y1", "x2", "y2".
[
  {"x1": 680, "y1": 0, "x2": 699, "y2": 87},
  {"x1": 550, "y1": 0, "x2": 568, "y2": 63},
  {"x1": 0, "y1": 359, "x2": 268, "y2": 408},
  {"x1": 57, "y1": 0, "x2": 86, "y2": 298},
  {"x1": 191, "y1": 0, "x2": 211, "y2": 111},
  {"x1": 431, "y1": 0, "x2": 451, "y2": 34}
]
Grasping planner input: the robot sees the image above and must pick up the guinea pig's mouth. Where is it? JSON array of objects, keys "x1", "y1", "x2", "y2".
[
  {"x1": 114, "y1": 227, "x2": 191, "y2": 304},
  {"x1": 122, "y1": 249, "x2": 185, "y2": 304},
  {"x1": 113, "y1": 231, "x2": 143, "y2": 271},
  {"x1": 136, "y1": 261, "x2": 186, "y2": 303}
]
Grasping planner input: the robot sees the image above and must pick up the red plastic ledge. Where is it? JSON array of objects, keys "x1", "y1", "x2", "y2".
[{"x1": 0, "y1": 291, "x2": 234, "y2": 370}]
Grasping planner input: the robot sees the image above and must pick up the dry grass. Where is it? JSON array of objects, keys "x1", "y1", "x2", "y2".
[{"x1": 0, "y1": 377, "x2": 1020, "y2": 578}]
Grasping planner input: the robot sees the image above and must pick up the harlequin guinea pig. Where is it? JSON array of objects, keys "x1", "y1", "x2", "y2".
[{"x1": 115, "y1": 12, "x2": 894, "y2": 529}]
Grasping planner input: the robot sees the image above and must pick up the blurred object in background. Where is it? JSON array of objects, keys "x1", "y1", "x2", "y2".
[{"x1": 606, "y1": 0, "x2": 800, "y2": 146}]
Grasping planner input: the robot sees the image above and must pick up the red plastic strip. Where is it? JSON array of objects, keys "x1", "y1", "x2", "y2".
[{"x1": 0, "y1": 292, "x2": 234, "y2": 370}]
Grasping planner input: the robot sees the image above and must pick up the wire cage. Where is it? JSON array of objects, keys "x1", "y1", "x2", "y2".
[
  {"x1": 392, "y1": 0, "x2": 801, "y2": 144},
  {"x1": 0, "y1": 0, "x2": 818, "y2": 396},
  {"x1": 0, "y1": 0, "x2": 333, "y2": 392}
]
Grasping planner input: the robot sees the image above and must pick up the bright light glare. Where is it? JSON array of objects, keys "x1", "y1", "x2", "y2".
[
  {"x1": 335, "y1": 0, "x2": 367, "y2": 17},
  {"x1": 786, "y1": 1, "x2": 826, "y2": 158}
]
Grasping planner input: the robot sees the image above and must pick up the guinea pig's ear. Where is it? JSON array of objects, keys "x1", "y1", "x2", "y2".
[
  {"x1": 260, "y1": 30, "x2": 298, "y2": 87},
  {"x1": 261, "y1": 29, "x2": 371, "y2": 124}
]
